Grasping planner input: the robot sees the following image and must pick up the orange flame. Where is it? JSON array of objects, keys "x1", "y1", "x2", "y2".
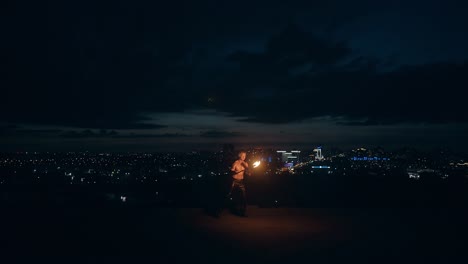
[{"x1": 253, "y1": 161, "x2": 261, "y2": 168}]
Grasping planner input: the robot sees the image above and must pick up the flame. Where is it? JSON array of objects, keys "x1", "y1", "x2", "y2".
[{"x1": 253, "y1": 161, "x2": 261, "y2": 168}]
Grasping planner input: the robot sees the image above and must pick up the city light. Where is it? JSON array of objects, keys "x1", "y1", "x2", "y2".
[{"x1": 0, "y1": 149, "x2": 464, "y2": 204}]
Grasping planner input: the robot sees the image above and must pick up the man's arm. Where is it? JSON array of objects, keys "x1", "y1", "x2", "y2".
[
  {"x1": 242, "y1": 161, "x2": 249, "y2": 168},
  {"x1": 242, "y1": 161, "x2": 251, "y2": 176},
  {"x1": 231, "y1": 161, "x2": 241, "y2": 173}
]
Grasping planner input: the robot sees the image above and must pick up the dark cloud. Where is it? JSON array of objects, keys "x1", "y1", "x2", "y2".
[
  {"x1": 118, "y1": 133, "x2": 192, "y2": 139},
  {"x1": 1, "y1": 0, "x2": 195, "y2": 129},
  {"x1": 200, "y1": 130, "x2": 243, "y2": 138},
  {"x1": 0, "y1": 124, "x2": 19, "y2": 134},
  {"x1": 60, "y1": 130, "x2": 191, "y2": 139},
  {"x1": 0, "y1": 127, "x2": 190, "y2": 140},
  {"x1": 0, "y1": 127, "x2": 62, "y2": 137},
  {"x1": 0, "y1": 1, "x2": 387, "y2": 131},
  {"x1": 208, "y1": 25, "x2": 468, "y2": 126},
  {"x1": 2, "y1": 0, "x2": 468, "y2": 150},
  {"x1": 336, "y1": 120, "x2": 394, "y2": 126},
  {"x1": 60, "y1": 130, "x2": 118, "y2": 138},
  {"x1": 15, "y1": 129, "x2": 63, "y2": 135}
]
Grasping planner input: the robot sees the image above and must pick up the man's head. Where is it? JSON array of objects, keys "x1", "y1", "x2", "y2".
[{"x1": 238, "y1": 151, "x2": 246, "y2": 161}]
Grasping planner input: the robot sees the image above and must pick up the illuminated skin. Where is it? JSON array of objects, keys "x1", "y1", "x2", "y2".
[{"x1": 231, "y1": 152, "x2": 248, "y2": 180}]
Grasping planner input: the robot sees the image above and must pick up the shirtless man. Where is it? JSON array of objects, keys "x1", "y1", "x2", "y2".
[{"x1": 229, "y1": 151, "x2": 249, "y2": 216}]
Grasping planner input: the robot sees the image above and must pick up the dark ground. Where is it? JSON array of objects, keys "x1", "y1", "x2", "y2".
[{"x1": 1, "y1": 205, "x2": 467, "y2": 264}]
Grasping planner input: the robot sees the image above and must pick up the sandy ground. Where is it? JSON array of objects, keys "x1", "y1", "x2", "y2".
[{"x1": 1, "y1": 206, "x2": 466, "y2": 263}]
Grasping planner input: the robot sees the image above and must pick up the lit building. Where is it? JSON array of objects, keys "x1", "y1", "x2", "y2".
[
  {"x1": 276, "y1": 150, "x2": 301, "y2": 164},
  {"x1": 313, "y1": 147, "x2": 324, "y2": 161}
]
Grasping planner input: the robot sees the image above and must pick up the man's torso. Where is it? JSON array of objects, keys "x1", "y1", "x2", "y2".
[{"x1": 232, "y1": 160, "x2": 245, "y2": 180}]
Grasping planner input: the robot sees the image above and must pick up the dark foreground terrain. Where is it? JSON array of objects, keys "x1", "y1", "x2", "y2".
[{"x1": 1, "y1": 205, "x2": 467, "y2": 264}]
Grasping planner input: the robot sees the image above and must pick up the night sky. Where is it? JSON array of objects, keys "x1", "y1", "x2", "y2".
[{"x1": 2, "y1": 0, "x2": 468, "y2": 152}]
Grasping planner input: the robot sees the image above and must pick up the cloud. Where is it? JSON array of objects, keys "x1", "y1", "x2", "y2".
[
  {"x1": 117, "y1": 133, "x2": 192, "y2": 139},
  {"x1": 60, "y1": 130, "x2": 118, "y2": 138},
  {"x1": 60, "y1": 130, "x2": 191, "y2": 139},
  {"x1": 1, "y1": 1, "x2": 194, "y2": 130},
  {"x1": 0, "y1": 0, "x2": 373, "y2": 131},
  {"x1": 2, "y1": 2, "x2": 468, "y2": 133},
  {"x1": 209, "y1": 25, "x2": 468, "y2": 126},
  {"x1": 200, "y1": 130, "x2": 243, "y2": 138},
  {"x1": 0, "y1": 124, "x2": 19, "y2": 135},
  {"x1": 0, "y1": 126, "x2": 63, "y2": 137}
]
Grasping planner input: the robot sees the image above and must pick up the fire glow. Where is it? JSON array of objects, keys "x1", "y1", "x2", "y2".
[{"x1": 253, "y1": 161, "x2": 261, "y2": 168}]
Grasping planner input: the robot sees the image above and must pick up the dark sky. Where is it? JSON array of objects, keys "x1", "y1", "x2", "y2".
[{"x1": 2, "y1": 0, "x2": 468, "y2": 152}]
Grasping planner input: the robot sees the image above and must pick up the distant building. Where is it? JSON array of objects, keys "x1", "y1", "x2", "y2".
[
  {"x1": 276, "y1": 150, "x2": 301, "y2": 164},
  {"x1": 313, "y1": 147, "x2": 324, "y2": 161}
]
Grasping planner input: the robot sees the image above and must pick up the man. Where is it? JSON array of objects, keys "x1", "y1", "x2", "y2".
[{"x1": 229, "y1": 151, "x2": 249, "y2": 217}]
